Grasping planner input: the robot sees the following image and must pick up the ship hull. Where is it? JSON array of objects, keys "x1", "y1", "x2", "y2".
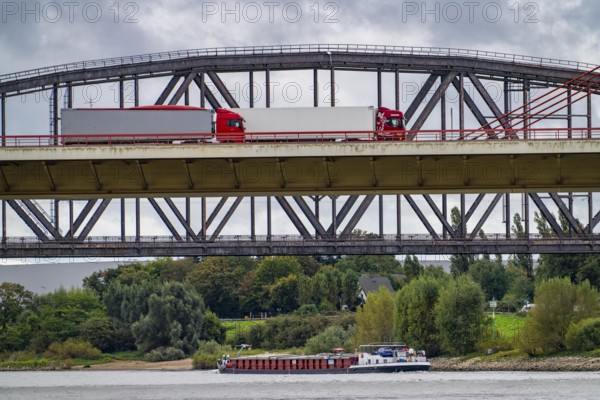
[
  {"x1": 349, "y1": 362, "x2": 431, "y2": 373},
  {"x1": 218, "y1": 362, "x2": 430, "y2": 374}
]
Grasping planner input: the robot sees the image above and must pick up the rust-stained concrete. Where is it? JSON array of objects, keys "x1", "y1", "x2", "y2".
[{"x1": 0, "y1": 140, "x2": 599, "y2": 198}]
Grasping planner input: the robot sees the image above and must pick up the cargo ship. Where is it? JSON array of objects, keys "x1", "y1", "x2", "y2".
[{"x1": 217, "y1": 343, "x2": 430, "y2": 374}]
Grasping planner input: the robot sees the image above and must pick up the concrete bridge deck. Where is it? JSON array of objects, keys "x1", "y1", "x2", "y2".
[{"x1": 1, "y1": 137, "x2": 599, "y2": 198}]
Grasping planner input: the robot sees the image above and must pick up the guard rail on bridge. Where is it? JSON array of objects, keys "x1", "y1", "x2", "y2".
[
  {"x1": 2, "y1": 233, "x2": 599, "y2": 257},
  {"x1": 1, "y1": 127, "x2": 599, "y2": 147},
  {"x1": 0, "y1": 44, "x2": 593, "y2": 84}
]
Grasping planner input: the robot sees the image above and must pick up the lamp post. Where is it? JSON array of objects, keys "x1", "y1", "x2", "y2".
[{"x1": 326, "y1": 51, "x2": 335, "y2": 106}]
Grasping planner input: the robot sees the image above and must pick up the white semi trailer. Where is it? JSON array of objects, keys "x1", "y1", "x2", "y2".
[
  {"x1": 60, "y1": 106, "x2": 218, "y2": 144},
  {"x1": 221, "y1": 106, "x2": 405, "y2": 142}
]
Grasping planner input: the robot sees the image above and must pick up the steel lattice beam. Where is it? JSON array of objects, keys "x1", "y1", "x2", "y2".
[
  {"x1": 0, "y1": 193, "x2": 599, "y2": 257},
  {"x1": 1, "y1": 46, "x2": 600, "y2": 258}
]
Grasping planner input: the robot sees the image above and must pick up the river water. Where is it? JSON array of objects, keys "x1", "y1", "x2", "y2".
[{"x1": 1, "y1": 370, "x2": 598, "y2": 399}]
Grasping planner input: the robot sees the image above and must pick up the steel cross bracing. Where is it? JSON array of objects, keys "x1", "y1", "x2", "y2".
[
  {"x1": 1, "y1": 45, "x2": 600, "y2": 257},
  {"x1": 1, "y1": 193, "x2": 600, "y2": 258}
]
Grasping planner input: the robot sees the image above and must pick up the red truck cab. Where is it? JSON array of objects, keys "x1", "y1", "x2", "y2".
[
  {"x1": 375, "y1": 107, "x2": 406, "y2": 140},
  {"x1": 215, "y1": 108, "x2": 245, "y2": 142}
]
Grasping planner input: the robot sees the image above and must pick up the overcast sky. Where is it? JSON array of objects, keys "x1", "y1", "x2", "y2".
[
  {"x1": 1, "y1": 0, "x2": 599, "y2": 277},
  {"x1": 1, "y1": 0, "x2": 599, "y2": 73}
]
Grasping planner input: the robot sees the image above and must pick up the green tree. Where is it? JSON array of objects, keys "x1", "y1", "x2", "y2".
[
  {"x1": 131, "y1": 282, "x2": 205, "y2": 354},
  {"x1": 200, "y1": 309, "x2": 226, "y2": 343},
  {"x1": 355, "y1": 286, "x2": 395, "y2": 344},
  {"x1": 533, "y1": 211, "x2": 600, "y2": 289},
  {"x1": 335, "y1": 255, "x2": 402, "y2": 275},
  {"x1": 434, "y1": 275, "x2": 485, "y2": 355},
  {"x1": 157, "y1": 257, "x2": 197, "y2": 282},
  {"x1": 0, "y1": 282, "x2": 34, "y2": 352},
  {"x1": 535, "y1": 253, "x2": 586, "y2": 285},
  {"x1": 519, "y1": 278, "x2": 599, "y2": 354},
  {"x1": 394, "y1": 275, "x2": 444, "y2": 355},
  {"x1": 294, "y1": 256, "x2": 322, "y2": 276},
  {"x1": 520, "y1": 278, "x2": 577, "y2": 353},
  {"x1": 565, "y1": 318, "x2": 600, "y2": 351},
  {"x1": 1, "y1": 309, "x2": 38, "y2": 352},
  {"x1": 502, "y1": 263, "x2": 534, "y2": 311},
  {"x1": 340, "y1": 269, "x2": 361, "y2": 311},
  {"x1": 246, "y1": 313, "x2": 353, "y2": 350},
  {"x1": 574, "y1": 280, "x2": 600, "y2": 322},
  {"x1": 254, "y1": 256, "x2": 303, "y2": 286},
  {"x1": 510, "y1": 213, "x2": 534, "y2": 279},
  {"x1": 238, "y1": 270, "x2": 263, "y2": 316},
  {"x1": 403, "y1": 255, "x2": 424, "y2": 283},
  {"x1": 80, "y1": 316, "x2": 135, "y2": 352},
  {"x1": 83, "y1": 261, "x2": 161, "y2": 297},
  {"x1": 533, "y1": 210, "x2": 553, "y2": 237},
  {"x1": 297, "y1": 274, "x2": 319, "y2": 306},
  {"x1": 313, "y1": 266, "x2": 342, "y2": 310},
  {"x1": 187, "y1": 256, "x2": 257, "y2": 317},
  {"x1": 449, "y1": 206, "x2": 475, "y2": 276},
  {"x1": 269, "y1": 275, "x2": 300, "y2": 313},
  {"x1": 468, "y1": 258, "x2": 510, "y2": 301},
  {"x1": 0, "y1": 282, "x2": 33, "y2": 335},
  {"x1": 32, "y1": 287, "x2": 105, "y2": 351},
  {"x1": 304, "y1": 325, "x2": 356, "y2": 354},
  {"x1": 103, "y1": 280, "x2": 162, "y2": 324},
  {"x1": 248, "y1": 256, "x2": 303, "y2": 312},
  {"x1": 423, "y1": 264, "x2": 448, "y2": 279},
  {"x1": 577, "y1": 256, "x2": 600, "y2": 289}
]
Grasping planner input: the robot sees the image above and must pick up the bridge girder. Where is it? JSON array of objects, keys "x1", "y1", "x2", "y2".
[
  {"x1": 0, "y1": 45, "x2": 599, "y2": 257},
  {"x1": 1, "y1": 193, "x2": 599, "y2": 258},
  {"x1": 2, "y1": 51, "x2": 599, "y2": 96}
]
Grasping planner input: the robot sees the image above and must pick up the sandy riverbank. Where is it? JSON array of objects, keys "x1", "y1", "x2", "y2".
[{"x1": 74, "y1": 358, "x2": 194, "y2": 371}]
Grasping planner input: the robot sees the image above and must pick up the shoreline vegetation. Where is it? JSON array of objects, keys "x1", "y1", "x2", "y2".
[
  {"x1": 81, "y1": 355, "x2": 600, "y2": 372},
  {"x1": 3, "y1": 354, "x2": 599, "y2": 372},
  {"x1": 3, "y1": 255, "x2": 600, "y2": 374}
]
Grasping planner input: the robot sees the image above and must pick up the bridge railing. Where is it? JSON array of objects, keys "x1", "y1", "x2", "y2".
[
  {"x1": 0, "y1": 44, "x2": 594, "y2": 84},
  {"x1": 2, "y1": 232, "x2": 598, "y2": 245},
  {"x1": 1, "y1": 127, "x2": 599, "y2": 147}
]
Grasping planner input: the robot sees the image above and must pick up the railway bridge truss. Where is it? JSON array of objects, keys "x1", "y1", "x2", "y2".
[{"x1": 1, "y1": 44, "x2": 600, "y2": 258}]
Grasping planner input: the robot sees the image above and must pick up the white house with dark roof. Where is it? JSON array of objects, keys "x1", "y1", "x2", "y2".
[{"x1": 358, "y1": 275, "x2": 395, "y2": 303}]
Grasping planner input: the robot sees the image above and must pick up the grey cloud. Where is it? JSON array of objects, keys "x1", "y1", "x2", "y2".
[{"x1": 3, "y1": 0, "x2": 599, "y2": 76}]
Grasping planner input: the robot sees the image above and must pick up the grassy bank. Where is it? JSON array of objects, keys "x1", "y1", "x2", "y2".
[
  {"x1": 0, "y1": 351, "x2": 144, "y2": 371},
  {"x1": 490, "y1": 313, "x2": 525, "y2": 340},
  {"x1": 222, "y1": 319, "x2": 265, "y2": 344}
]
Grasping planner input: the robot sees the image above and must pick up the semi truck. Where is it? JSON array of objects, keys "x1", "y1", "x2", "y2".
[
  {"x1": 60, "y1": 105, "x2": 243, "y2": 144},
  {"x1": 60, "y1": 105, "x2": 405, "y2": 144},
  {"x1": 223, "y1": 106, "x2": 405, "y2": 142}
]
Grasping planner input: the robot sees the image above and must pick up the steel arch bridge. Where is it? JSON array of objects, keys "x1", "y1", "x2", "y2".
[{"x1": 1, "y1": 44, "x2": 600, "y2": 258}]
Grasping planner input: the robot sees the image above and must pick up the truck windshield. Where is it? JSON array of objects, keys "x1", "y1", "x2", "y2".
[
  {"x1": 227, "y1": 119, "x2": 243, "y2": 129},
  {"x1": 386, "y1": 118, "x2": 404, "y2": 128}
]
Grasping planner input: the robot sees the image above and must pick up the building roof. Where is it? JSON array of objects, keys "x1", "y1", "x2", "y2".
[
  {"x1": 0, "y1": 261, "x2": 123, "y2": 294},
  {"x1": 359, "y1": 275, "x2": 394, "y2": 294}
]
